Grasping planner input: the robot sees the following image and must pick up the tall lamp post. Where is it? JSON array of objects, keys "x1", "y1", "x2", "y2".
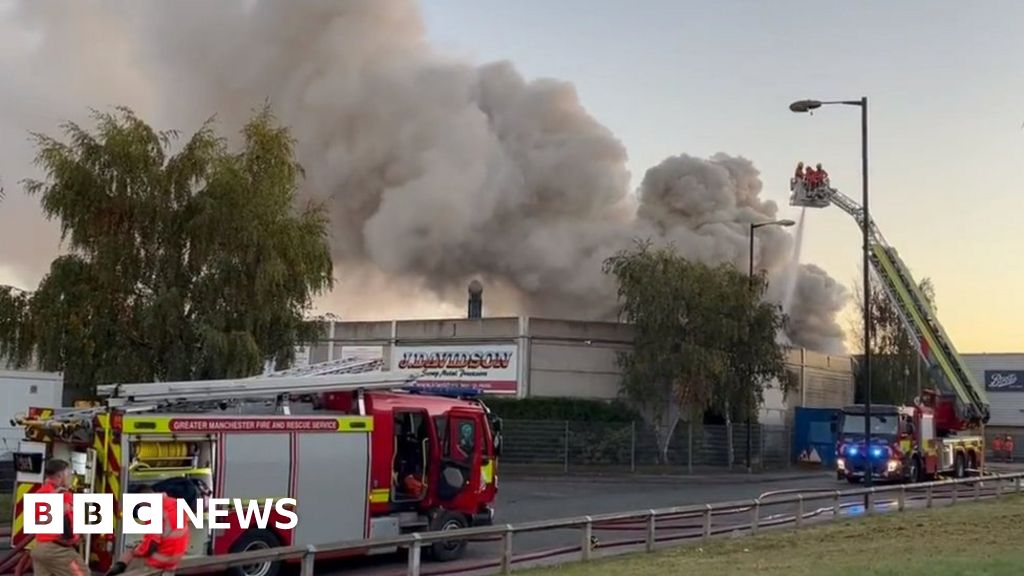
[
  {"x1": 789, "y1": 97, "x2": 870, "y2": 486},
  {"x1": 746, "y1": 219, "x2": 796, "y2": 473}
]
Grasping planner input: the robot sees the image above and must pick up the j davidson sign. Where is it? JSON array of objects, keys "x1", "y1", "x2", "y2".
[
  {"x1": 984, "y1": 370, "x2": 1024, "y2": 392},
  {"x1": 393, "y1": 344, "x2": 518, "y2": 394}
]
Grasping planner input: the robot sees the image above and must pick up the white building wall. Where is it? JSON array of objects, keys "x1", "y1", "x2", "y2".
[{"x1": 961, "y1": 353, "x2": 1024, "y2": 427}]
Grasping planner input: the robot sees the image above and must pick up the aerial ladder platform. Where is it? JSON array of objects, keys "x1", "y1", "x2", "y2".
[{"x1": 789, "y1": 177, "x2": 990, "y2": 432}]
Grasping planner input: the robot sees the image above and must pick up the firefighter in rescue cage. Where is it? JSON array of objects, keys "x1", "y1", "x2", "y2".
[
  {"x1": 105, "y1": 484, "x2": 190, "y2": 575},
  {"x1": 30, "y1": 459, "x2": 89, "y2": 576}
]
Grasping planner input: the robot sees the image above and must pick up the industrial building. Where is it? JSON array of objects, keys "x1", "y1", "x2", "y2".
[
  {"x1": 962, "y1": 353, "x2": 1024, "y2": 435},
  {"x1": 300, "y1": 315, "x2": 856, "y2": 427}
]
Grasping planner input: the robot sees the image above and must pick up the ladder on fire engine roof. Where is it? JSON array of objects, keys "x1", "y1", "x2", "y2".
[
  {"x1": 95, "y1": 358, "x2": 423, "y2": 408},
  {"x1": 14, "y1": 358, "x2": 415, "y2": 436},
  {"x1": 789, "y1": 178, "x2": 990, "y2": 426},
  {"x1": 264, "y1": 356, "x2": 385, "y2": 377}
]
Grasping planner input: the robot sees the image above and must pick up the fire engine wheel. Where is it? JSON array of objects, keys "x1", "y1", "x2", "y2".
[
  {"x1": 907, "y1": 456, "x2": 921, "y2": 484},
  {"x1": 227, "y1": 529, "x2": 282, "y2": 576},
  {"x1": 428, "y1": 511, "x2": 468, "y2": 562},
  {"x1": 954, "y1": 453, "x2": 967, "y2": 479}
]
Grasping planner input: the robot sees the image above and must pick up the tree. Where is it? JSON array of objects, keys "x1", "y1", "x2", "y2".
[
  {"x1": 851, "y1": 273, "x2": 939, "y2": 404},
  {"x1": 0, "y1": 106, "x2": 333, "y2": 397},
  {"x1": 715, "y1": 269, "x2": 792, "y2": 466},
  {"x1": 602, "y1": 239, "x2": 790, "y2": 464}
]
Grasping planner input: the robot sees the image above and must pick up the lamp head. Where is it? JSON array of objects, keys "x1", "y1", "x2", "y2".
[{"x1": 789, "y1": 100, "x2": 822, "y2": 113}]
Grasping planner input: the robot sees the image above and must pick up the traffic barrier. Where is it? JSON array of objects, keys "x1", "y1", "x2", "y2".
[{"x1": 106, "y1": 472, "x2": 1024, "y2": 576}]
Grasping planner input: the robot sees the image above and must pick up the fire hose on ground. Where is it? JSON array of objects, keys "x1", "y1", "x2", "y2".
[{"x1": 0, "y1": 535, "x2": 32, "y2": 576}]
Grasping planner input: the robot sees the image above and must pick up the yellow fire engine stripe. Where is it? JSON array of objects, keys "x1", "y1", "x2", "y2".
[
  {"x1": 12, "y1": 482, "x2": 33, "y2": 537},
  {"x1": 122, "y1": 417, "x2": 172, "y2": 434},
  {"x1": 94, "y1": 427, "x2": 106, "y2": 494},
  {"x1": 481, "y1": 460, "x2": 495, "y2": 484},
  {"x1": 338, "y1": 417, "x2": 374, "y2": 432},
  {"x1": 369, "y1": 489, "x2": 390, "y2": 504},
  {"x1": 108, "y1": 442, "x2": 122, "y2": 500},
  {"x1": 123, "y1": 416, "x2": 373, "y2": 434}
]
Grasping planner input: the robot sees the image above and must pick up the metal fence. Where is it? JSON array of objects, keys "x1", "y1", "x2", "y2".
[
  {"x1": 498, "y1": 419, "x2": 792, "y2": 472},
  {"x1": 117, "y1": 472, "x2": 1024, "y2": 576}
]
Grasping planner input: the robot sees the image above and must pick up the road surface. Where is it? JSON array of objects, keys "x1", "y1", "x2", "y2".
[{"x1": 313, "y1": 471, "x2": 847, "y2": 576}]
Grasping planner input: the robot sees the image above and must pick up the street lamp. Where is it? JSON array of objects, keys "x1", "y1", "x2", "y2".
[
  {"x1": 790, "y1": 96, "x2": 870, "y2": 486},
  {"x1": 746, "y1": 219, "x2": 796, "y2": 473}
]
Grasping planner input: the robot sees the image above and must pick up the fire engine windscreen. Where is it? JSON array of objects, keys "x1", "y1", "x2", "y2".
[{"x1": 841, "y1": 414, "x2": 899, "y2": 437}]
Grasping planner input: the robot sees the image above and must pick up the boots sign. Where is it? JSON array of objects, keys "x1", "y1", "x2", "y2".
[
  {"x1": 985, "y1": 370, "x2": 1024, "y2": 392},
  {"x1": 393, "y1": 344, "x2": 518, "y2": 394}
]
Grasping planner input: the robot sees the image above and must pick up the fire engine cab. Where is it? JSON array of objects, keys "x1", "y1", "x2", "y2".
[{"x1": 4, "y1": 358, "x2": 502, "y2": 576}]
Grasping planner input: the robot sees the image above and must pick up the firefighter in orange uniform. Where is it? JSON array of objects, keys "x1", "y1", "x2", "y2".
[
  {"x1": 31, "y1": 459, "x2": 88, "y2": 576},
  {"x1": 106, "y1": 486, "x2": 190, "y2": 575}
]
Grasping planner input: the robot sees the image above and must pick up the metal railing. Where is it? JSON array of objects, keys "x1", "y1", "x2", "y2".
[{"x1": 123, "y1": 471, "x2": 1024, "y2": 576}]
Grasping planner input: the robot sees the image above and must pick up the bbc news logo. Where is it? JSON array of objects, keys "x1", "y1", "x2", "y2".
[{"x1": 24, "y1": 494, "x2": 298, "y2": 534}]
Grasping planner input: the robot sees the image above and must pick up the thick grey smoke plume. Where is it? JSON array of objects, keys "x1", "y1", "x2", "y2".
[{"x1": 0, "y1": 0, "x2": 848, "y2": 354}]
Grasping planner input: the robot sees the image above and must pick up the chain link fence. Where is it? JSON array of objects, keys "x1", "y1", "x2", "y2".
[{"x1": 500, "y1": 419, "x2": 792, "y2": 473}]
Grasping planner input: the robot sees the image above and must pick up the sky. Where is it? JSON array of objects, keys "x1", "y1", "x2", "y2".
[
  {"x1": 0, "y1": 1, "x2": 1021, "y2": 354},
  {"x1": 414, "y1": 0, "x2": 1024, "y2": 353}
]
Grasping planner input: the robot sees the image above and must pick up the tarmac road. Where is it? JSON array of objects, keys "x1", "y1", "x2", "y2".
[{"x1": 309, "y1": 470, "x2": 847, "y2": 576}]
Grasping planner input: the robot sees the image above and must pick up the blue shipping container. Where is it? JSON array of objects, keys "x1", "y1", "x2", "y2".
[{"x1": 792, "y1": 407, "x2": 841, "y2": 468}]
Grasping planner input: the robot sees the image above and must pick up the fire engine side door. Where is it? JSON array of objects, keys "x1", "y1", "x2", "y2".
[{"x1": 436, "y1": 408, "x2": 483, "y2": 507}]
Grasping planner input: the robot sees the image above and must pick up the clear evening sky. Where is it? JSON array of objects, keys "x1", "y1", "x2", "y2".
[{"x1": 419, "y1": 0, "x2": 1024, "y2": 353}]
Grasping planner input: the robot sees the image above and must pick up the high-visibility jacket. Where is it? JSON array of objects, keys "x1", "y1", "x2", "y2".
[
  {"x1": 34, "y1": 480, "x2": 79, "y2": 547},
  {"x1": 132, "y1": 496, "x2": 190, "y2": 569}
]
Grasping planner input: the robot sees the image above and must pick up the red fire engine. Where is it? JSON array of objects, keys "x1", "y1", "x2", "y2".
[
  {"x1": 835, "y1": 393, "x2": 984, "y2": 483},
  {"x1": 790, "y1": 176, "x2": 990, "y2": 484},
  {"x1": 4, "y1": 359, "x2": 502, "y2": 576}
]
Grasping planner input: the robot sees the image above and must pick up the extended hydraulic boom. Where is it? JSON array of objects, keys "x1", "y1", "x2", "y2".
[{"x1": 790, "y1": 178, "x2": 989, "y2": 433}]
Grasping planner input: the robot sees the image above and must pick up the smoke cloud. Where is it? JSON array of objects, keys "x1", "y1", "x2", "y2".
[{"x1": 0, "y1": 0, "x2": 848, "y2": 354}]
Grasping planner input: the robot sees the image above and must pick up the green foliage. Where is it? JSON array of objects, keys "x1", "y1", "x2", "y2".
[
  {"x1": 0, "y1": 106, "x2": 333, "y2": 393},
  {"x1": 716, "y1": 264, "x2": 792, "y2": 423},
  {"x1": 601, "y1": 239, "x2": 789, "y2": 462},
  {"x1": 570, "y1": 424, "x2": 634, "y2": 465},
  {"x1": 483, "y1": 397, "x2": 641, "y2": 423},
  {"x1": 852, "y1": 275, "x2": 938, "y2": 404},
  {"x1": 0, "y1": 286, "x2": 33, "y2": 366}
]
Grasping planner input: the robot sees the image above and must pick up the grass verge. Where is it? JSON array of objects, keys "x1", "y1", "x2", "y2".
[{"x1": 523, "y1": 495, "x2": 1024, "y2": 576}]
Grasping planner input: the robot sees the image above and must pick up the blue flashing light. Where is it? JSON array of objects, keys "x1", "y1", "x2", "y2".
[
  {"x1": 870, "y1": 446, "x2": 885, "y2": 459},
  {"x1": 847, "y1": 445, "x2": 858, "y2": 456}
]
